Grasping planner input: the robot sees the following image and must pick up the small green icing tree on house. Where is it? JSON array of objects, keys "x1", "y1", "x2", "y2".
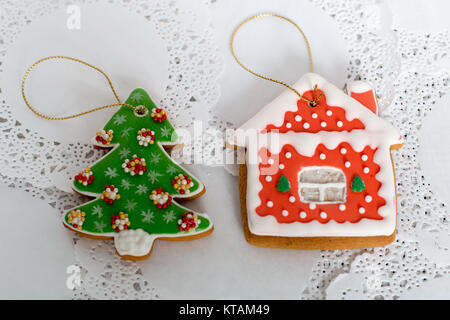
[
  {"x1": 63, "y1": 88, "x2": 213, "y2": 259},
  {"x1": 351, "y1": 174, "x2": 366, "y2": 192},
  {"x1": 276, "y1": 175, "x2": 291, "y2": 192}
]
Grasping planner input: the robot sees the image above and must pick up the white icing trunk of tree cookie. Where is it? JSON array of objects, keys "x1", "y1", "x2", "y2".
[
  {"x1": 113, "y1": 216, "x2": 213, "y2": 257},
  {"x1": 114, "y1": 229, "x2": 156, "y2": 257}
]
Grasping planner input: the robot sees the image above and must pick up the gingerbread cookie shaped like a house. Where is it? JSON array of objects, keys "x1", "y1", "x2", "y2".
[{"x1": 229, "y1": 73, "x2": 403, "y2": 249}]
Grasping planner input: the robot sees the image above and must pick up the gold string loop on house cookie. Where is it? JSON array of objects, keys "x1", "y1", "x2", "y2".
[{"x1": 230, "y1": 13, "x2": 322, "y2": 106}]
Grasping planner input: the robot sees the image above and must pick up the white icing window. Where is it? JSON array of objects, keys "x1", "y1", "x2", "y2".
[{"x1": 298, "y1": 166, "x2": 346, "y2": 203}]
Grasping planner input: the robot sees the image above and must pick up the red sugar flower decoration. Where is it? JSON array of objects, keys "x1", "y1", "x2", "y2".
[
  {"x1": 151, "y1": 108, "x2": 168, "y2": 123},
  {"x1": 110, "y1": 212, "x2": 130, "y2": 232},
  {"x1": 74, "y1": 168, "x2": 94, "y2": 186},
  {"x1": 100, "y1": 185, "x2": 120, "y2": 205},
  {"x1": 171, "y1": 174, "x2": 194, "y2": 194},
  {"x1": 149, "y1": 187, "x2": 172, "y2": 209},
  {"x1": 178, "y1": 212, "x2": 200, "y2": 232},
  {"x1": 95, "y1": 129, "x2": 113, "y2": 145}
]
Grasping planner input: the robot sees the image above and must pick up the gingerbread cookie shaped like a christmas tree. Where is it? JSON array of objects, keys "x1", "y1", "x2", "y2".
[{"x1": 64, "y1": 89, "x2": 213, "y2": 260}]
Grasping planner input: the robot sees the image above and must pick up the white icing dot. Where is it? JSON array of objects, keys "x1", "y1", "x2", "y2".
[
  {"x1": 339, "y1": 204, "x2": 346, "y2": 211},
  {"x1": 267, "y1": 201, "x2": 274, "y2": 208},
  {"x1": 362, "y1": 154, "x2": 368, "y2": 161},
  {"x1": 265, "y1": 176, "x2": 272, "y2": 182},
  {"x1": 309, "y1": 203, "x2": 316, "y2": 210},
  {"x1": 279, "y1": 163, "x2": 285, "y2": 169},
  {"x1": 337, "y1": 121, "x2": 343, "y2": 127},
  {"x1": 363, "y1": 167, "x2": 370, "y2": 174},
  {"x1": 340, "y1": 148, "x2": 347, "y2": 154},
  {"x1": 319, "y1": 153, "x2": 326, "y2": 160},
  {"x1": 285, "y1": 152, "x2": 292, "y2": 158},
  {"x1": 282, "y1": 210, "x2": 289, "y2": 217},
  {"x1": 359, "y1": 207, "x2": 366, "y2": 214},
  {"x1": 300, "y1": 211, "x2": 307, "y2": 219},
  {"x1": 289, "y1": 196, "x2": 296, "y2": 203},
  {"x1": 303, "y1": 122, "x2": 310, "y2": 129},
  {"x1": 365, "y1": 195, "x2": 373, "y2": 203},
  {"x1": 312, "y1": 113, "x2": 318, "y2": 119},
  {"x1": 286, "y1": 122, "x2": 292, "y2": 129},
  {"x1": 268, "y1": 158, "x2": 274, "y2": 165},
  {"x1": 326, "y1": 110, "x2": 333, "y2": 116},
  {"x1": 320, "y1": 121, "x2": 327, "y2": 128},
  {"x1": 295, "y1": 115, "x2": 302, "y2": 122},
  {"x1": 320, "y1": 211, "x2": 327, "y2": 219},
  {"x1": 345, "y1": 161, "x2": 351, "y2": 168}
]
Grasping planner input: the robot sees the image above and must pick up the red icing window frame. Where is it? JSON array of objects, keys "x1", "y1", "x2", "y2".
[{"x1": 256, "y1": 143, "x2": 385, "y2": 224}]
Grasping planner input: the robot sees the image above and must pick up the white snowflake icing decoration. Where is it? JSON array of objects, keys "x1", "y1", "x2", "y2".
[
  {"x1": 160, "y1": 126, "x2": 172, "y2": 138},
  {"x1": 120, "y1": 178, "x2": 133, "y2": 190},
  {"x1": 104, "y1": 167, "x2": 118, "y2": 178},
  {"x1": 124, "y1": 199, "x2": 137, "y2": 211},
  {"x1": 120, "y1": 127, "x2": 133, "y2": 138},
  {"x1": 119, "y1": 148, "x2": 131, "y2": 159},
  {"x1": 166, "y1": 165, "x2": 178, "y2": 175},
  {"x1": 113, "y1": 114, "x2": 127, "y2": 125},
  {"x1": 136, "y1": 184, "x2": 149, "y2": 195},
  {"x1": 129, "y1": 92, "x2": 144, "y2": 103},
  {"x1": 147, "y1": 170, "x2": 163, "y2": 184},
  {"x1": 91, "y1": 205, "x2": 103, "y2": 218},
  {"x1": 141, "y1": 209, "x2": 155, "y2": 224},
  {"x1": 93, "y1": 221, "x2": 106, "y2": 232},
  {"x1": 162, "y1": 210, "x2": 176, "y2": 223},
  {"x1": 149, "y1": 152, "x2": 161, "y2": 164}
]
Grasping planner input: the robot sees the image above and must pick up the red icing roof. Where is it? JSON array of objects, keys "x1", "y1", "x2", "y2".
[
  {"x1": 264, "y1": 90, "x2": 365, "y2": 133},
  {"x1": 256, "y1": 143, "x2": 385, "y2": 223}
]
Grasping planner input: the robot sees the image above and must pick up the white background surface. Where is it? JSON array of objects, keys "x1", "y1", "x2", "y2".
[
  {"x1": 0, "y1": 184, "x2": 75, "y2": 299},
  {"x1": 1, "y1": 0, "x2": 450, "y2": 299}
]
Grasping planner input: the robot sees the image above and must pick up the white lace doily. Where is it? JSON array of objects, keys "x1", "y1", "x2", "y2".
[{"x1": 1, "y1": 0, "x2": 449, "y2": 299}]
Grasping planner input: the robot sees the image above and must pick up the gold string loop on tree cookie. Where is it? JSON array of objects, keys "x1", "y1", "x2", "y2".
[
  {"x1": 230, "y1": 13, "x2": 322, "y2": 107},
  {"x1": 21, "y1": 55, "x2": 142, "y2": 120}
]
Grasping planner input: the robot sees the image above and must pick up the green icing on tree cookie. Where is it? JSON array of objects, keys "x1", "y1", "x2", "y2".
[
  {"x1": 351, "y1": 175, "x2": 365, "y2": 192},
  {"x1": 64, "y1": 88, "x2": 212, "y2": 244},
  {"x1": 276, "y1": 175, "x2": 291, "y2": 192}
]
